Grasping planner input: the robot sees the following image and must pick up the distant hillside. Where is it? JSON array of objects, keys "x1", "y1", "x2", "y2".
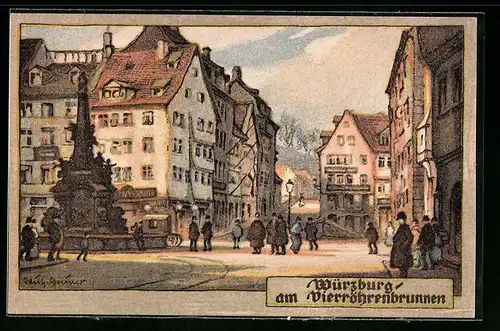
[{"x1": 276, "y1": 144, "x2": 319, "y2": 175}]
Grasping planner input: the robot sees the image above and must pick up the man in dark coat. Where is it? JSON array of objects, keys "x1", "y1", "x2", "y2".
[
  {"x1": 47, "y1": 220, "x2": 63, "y2": 262},
  {"x1": 133, "y1": 221, "x2": 145, "y2": 251},
  {"x1": 201, "y1": 216, "x2": 213, "y2": 252},
  {"x1": 305, "y1": 217, "x2": 319, "y2": 251},
  {"x1": 246, "y1": 213, "x2": 266, "y2": 254},
  {"x1": 188, "y1": 216, "x2": 200, "y2": 252},
  {"x1": 365, "y1": 222, "x2": 379, "y2": 255},
  {"x1": 390, "y1": 211, "x2": 414, "y2": 278},
  {"x1": 20, "y1": 224, "x2": 35, "y2": 261},
  {"x1": 266, "y1": 213, "x2": 278, "y2": 254},
  {"x1": 275, "y1": 215, "x2": 289, "y2": 255},
  {"x1": 417, "y1": 215, "x2": 435, "y2": 270}
]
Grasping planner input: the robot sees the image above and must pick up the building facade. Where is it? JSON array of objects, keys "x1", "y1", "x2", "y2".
[
  {"x1": 317, "y1": 110, "x2": 390, "y2": 235},
  {"x1": 386, "y1": 28, "x2": 428, "y2": 223},
  {"x1": 318, "y1": 110, "x2": 391, "y2": 234},
  {"x1": 89, "y1": 26, "x2": 217, "y2": 237},
  {"x1": 418, "y1": 27, "x2": 464, "y2": 264},
  {"x1": 19, "y1": 38, "x2": 102, "y2": 231},
  {"x1": 228, "y1": 67, "x2": 280, "y2": 220}
]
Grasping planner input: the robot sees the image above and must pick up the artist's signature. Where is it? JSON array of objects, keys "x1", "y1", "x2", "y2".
[{"x1": 22, "y1": 274, "x2": 87, "y2": 288}]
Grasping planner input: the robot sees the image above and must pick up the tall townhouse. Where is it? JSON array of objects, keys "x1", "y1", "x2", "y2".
[
  {"x1": 316, "y1": 110, "x2": 390, "y2": 235},
  {"x1": 416, "y1": 26, "x2": 464, "y2": 264},
  {"x1": 89, "y1": 26, "x2": 216, "y2": 236},
  {"x1": 228, "y1": 67, "x2": 280, "y2": 220},
  {"x1": 19, "y1": 38, "x2": 104, "y2": 230},
  {"x1": 199, "y1": 47, "x2": 246, "y2": 229},
  {"x1": 386, "y1": 28, "x2": 429, "y2": 223}
]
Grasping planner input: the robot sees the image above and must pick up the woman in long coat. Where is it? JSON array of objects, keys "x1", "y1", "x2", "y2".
[
  {"x1": 390, "y1": 212, "x2": 414, "y2": 278},
  {"x1": 266, "y1": 215, "x2": 277, "y2": 255},
  {"x1": 275, "y1": 216, "x2": 289, "y2": 255},
  {"x1": 247, "y1": 215, "x2": 266, "y2": 254},
  {"x1": 290, "y1": 217, "x2": 303, "y2": 254}
]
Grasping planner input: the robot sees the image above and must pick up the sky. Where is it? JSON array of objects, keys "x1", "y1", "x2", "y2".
[{"x1": 21, "y1": 25, "x2": 405, "y2": 132}]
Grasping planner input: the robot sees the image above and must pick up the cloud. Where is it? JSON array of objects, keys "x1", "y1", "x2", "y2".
[
  {"x1": 180, "y1": 27, "x2": 284, "y2": 51},
  {"x1": 210, "y1": 27, "x2": 346, "y2": 68},
  {"x1": 231, "y1": 27, "x2": 405, "y2": 131}
]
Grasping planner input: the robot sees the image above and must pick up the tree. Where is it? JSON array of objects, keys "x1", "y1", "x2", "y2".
[
  {"x1": 296, "y1": 126, "x2": 321, "y2": 155},
  {"x1": 277, "y1": 114, "x2": 299, "y2": 148}
]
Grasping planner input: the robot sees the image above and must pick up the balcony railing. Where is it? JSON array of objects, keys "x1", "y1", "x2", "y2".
[
  {"x1": 377, "y1": 197, "x2": 391, "y2": 206},
  {"x1": 213, "y1": 180, "x2": 227, "y2": 191},
  {"x1": 326, "y1": 184, "x2": 371, "y2": 192}
]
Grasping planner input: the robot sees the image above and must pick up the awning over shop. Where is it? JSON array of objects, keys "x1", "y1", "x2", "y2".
[{"x1": 141, "y1": 214, "x2": 169, "y2": 221}]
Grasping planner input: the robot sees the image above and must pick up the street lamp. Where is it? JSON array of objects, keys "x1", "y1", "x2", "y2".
[
  {"x1": 143, "y1": 204, "x2": 152, "y2": 212},
  {"x1": 192, "y1": 204, "x2": 199, "y2": 223},
  {"x1": 175, "y1": 204, "x2": 183, "y2": 231},
  {"x1": 286, "y1": 179, "x2": 294, "y2": 224}
]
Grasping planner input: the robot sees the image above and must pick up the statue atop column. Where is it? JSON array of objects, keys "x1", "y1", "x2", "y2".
[{"x1": 50, "y1": 72, "x2": 127, "y2": 234}]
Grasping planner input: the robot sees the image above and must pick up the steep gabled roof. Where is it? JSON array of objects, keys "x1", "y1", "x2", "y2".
[
  {"x1": 385, "y1": 29, "x2": 412, "y2": 94},
  {"x1": 20, "y1": 62, "x2": 98, "y2": 99},
  {"x1": 122, "y1": 26, "x2": 188, "y2": 52},
  {"x1": 350, "y1": 112, "x2": 390, "y2": 153},
  {"x1": 89, "y1": 43, "x2": 197, "y2": 107},
  {"x1": 20, "y1": 38, "x2": 43, "y2": 72}
]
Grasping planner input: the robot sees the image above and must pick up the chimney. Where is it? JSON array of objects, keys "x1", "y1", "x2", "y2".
[
  {"x1": 202, "y1": 47, "x2": 212, "y2": 60},
  {"x1": 156, "y1": 40, "x2": 167, "y2": 60},
  {"x1": 103, "y1": 28, "x2": 114, "y2": 59},
  {"x1": 231, "y1": 66, "x2": 242, "y2": 81}
]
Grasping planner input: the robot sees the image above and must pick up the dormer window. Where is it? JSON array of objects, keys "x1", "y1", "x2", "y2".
[
  {"x1": 379, "y1": 133, "x2": 389, "y2": 146},
  {"x1": 29, "y1": 68, "x2": 42, "y2": 86},
  {"x1": 101, "y1": 80, "x2": 135, "y2": 101},
  {"x1": 167, "y1": 51, "x2": 183, "y2": 69},
  {"x1": 151, "y1": 78, "x2": 171, "y2": 97}
]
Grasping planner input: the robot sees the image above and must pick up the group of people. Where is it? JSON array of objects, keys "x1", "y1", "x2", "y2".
[
  {"x1": 386, "y1": 211, "x2": 447, "y2": 278},
  {"x1": 188, "y1": 216, "x2": 214, "y2": 252},
  {"x1": 19, "y1": 223, "x2": 39, "y2": 261},
  {"x1": 246, "y1": 213, "x2": 319, "y2": 255}
]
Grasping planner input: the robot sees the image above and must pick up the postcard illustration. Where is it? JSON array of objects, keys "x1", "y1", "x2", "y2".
[{"x1": 7, "y1": 13, "x2": 478, "y2": 318}]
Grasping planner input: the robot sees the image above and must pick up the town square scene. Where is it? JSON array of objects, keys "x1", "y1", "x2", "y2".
[{"x1": 17, "y1": 24, "x2": 463, "y2": 294}]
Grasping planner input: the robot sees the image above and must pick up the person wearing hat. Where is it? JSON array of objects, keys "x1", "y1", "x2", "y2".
[
  {"x1": 365, "y1": 221, "x2": 379, "y2": 255},
  {"x1": 390, "y1": 211, "x2": 414, "y2": 278},
  {"x1": 232, "y1": 219, "x2": 243, "y2": 249},
  {"x1": 201, "y1": 215, "x2": 213, "y2": 252},
  {"x1": 305, "y1": 217, "x2": 319, "y2": 251},
  {"x1": 188, "y1": 216, "x2": 200, "y2": 252}
]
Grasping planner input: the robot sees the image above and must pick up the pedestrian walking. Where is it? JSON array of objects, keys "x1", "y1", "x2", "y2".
[
  {"x1": 305, "y1": 217, "x2": 319, "y2": 251},
  {"x1": 133, "y1": 221, "x2": 145, "y2": 251},
  {"x1": 77, "y1": 232, "x2": 90, "y2": 262},
  {"x1": 232, "y1": 219, "x2": 243, "y2": 249},
  {"x1": 20, "y1": 224, "x2": 35, "y2": 261},
  {"x1": 365, "y1": 222, "x2": 379, "y2": 255},
  {"x1": 430, "y1": 217, "x2": 445, "y2": 266},
  {"x1": 246, "y1": 213, "x2": 266, "y2": 254},
  {"x1": 290, "y1": 216, "x2": 303, "y2": 254},
  {"x1": 201, "y1": 216, "x2": 213, "y2": 251},
  {"x1": 390, "y1": 211, "x2": 414, "y2": 278},
  {"x1": 188, "y1": 216, "x2": 200, "y2": 252},
  {"x1": 47, "y1": 219, "x2": 64, "y2": 262},
  {"x1": 385, "y1": 222, "x2": 395, "y2": 247},
  {"x1": 275, "y1": 215, "x2": 289, "y2": 255},
  {"x1": 266, "y1": 213, "x2": 278, "y2": 254},
  {"x1": 411, "y1": 219, "x2": 422, "y2": 268},
  {"x1": 417, "y1": 215, "x2": 435, "y2": 271}
]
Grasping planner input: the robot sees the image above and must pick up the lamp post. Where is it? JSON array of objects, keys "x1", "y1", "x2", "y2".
[
  {"x1": 286, "y1": 179, "x2": 294, "y2": 224},
  {"x1": 192, "y1": 204, "x2": 199, "y2": 224},
  {"x1": 175, "y1": 203, "x2": 183, "y2": 231}
]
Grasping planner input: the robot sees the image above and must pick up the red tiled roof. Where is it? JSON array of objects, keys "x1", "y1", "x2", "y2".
[
  {"x1": 89, "y1": 43, "x2": 197, "y2": 107},
  {"x1": 350, "y1": 112, "x2": 390, "y2": 153}
]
